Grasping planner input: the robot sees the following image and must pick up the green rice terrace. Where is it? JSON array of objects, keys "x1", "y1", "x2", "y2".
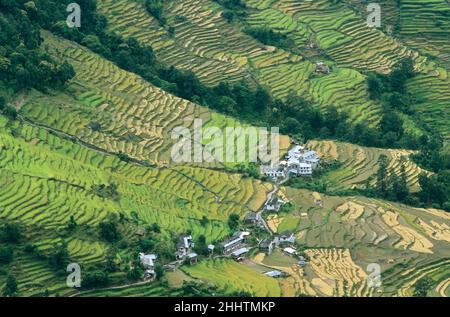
[{"x1": 0, "y1": 0, "x2": 449, "y2": 298}]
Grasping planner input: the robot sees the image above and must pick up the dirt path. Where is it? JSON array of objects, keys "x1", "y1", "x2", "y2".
[
  {"x1": 69, "y1": 279, "x2": 154, "y2": 297},
  {"x1": 256, "y1": 174, "x2": 289, "y2": 234}
]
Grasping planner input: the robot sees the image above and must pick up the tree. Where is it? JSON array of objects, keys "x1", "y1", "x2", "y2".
[
  {"x1": 194, "y1": 235, "x2": 208, "y2": 256},
  {"x1": 413, "y1": 277, "x2": 434, "y2": 297},
  {"x1": 140, "y1": 237, "x2": 156, "y2": 253},
  {"x1": 82, "y1": 270, "x2": 109, "y2": 288},
  {"x1": 396, "y1": 160, "x2": 409, "y2": 201},
  {"x1": 376, "y1": 154, "x2": 389, "y2": 196},
  {"x1": 99, "y1": 217, "x2": 121, "y2": 243},
  {"x1": 155, "y1": 263, "x2": 164, "y2": 281},
  {"x1": 367, "y1": 73, "x2": 383, "y2": 99},
  {"x1": 0, "y1": 96, "x2": 5, "y2": 110},
  {"x1": 49, "y1": 243, "x2": 69, "y2": 271},
  {"x1": 0, "y1": 246, "x2": 13, "y2": 263},
  {"x1": 67, "y1": 216, "x2": 77, "y2": 231},
  {"x1": 150, "y1": 223, "x2": 161, "y2": 233},
  {"x1": 200, "y1": 216, "x2": 209, "y2": 227},
  {"x1": 227, "y1": 213, "x2": 240, "y2": 230},
  {"x1": 0, "y1": 222, "x2": 21, "y2": 243},
  {"x1": 3, "y1": 274, "x2": 18, "y2": 297}
]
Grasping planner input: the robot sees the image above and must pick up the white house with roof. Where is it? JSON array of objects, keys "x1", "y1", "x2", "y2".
[
  {"x1": 283, "y1": 247, "x2": 298, "y2": 256},
  {"x1": 261, "y1": 165, "x2": 286, "y2": 179},
  {"x1": 139, "y1": 253, "x2": 157, "y2": 278},
  {"x1": 220, "y1": 231, "x2": 250, "y2": 253},
  {"x1": 231, "y1": 247, "x2": 249, "y2": 261},
  {"x1": 285, "y1": 146, "x2": 320, "y2": 176},
  {"x1": 279, "y1": 231, "x2": 296, "y2": 244},
  {"x1": 299, "y1": 150, "x2": 320, "y2": 168},
  {"x1": 176, "y1": 234, "x2": 194, "y2": 260},
  {"x1": 264, "y1": 197, "x2": 285, "y2": 212},
  {"x1": 264, "y1": 270, "x2": 285, "y2": 278}
]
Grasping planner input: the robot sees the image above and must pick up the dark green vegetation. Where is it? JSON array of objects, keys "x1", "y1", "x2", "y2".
[{"x1": 0, "y1": 0, "x2": 75, "y2": 92}]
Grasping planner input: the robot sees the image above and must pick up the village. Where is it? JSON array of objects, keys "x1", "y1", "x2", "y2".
[{"x1": 138, "y1": 143, "x2": 321, "y2": 281}]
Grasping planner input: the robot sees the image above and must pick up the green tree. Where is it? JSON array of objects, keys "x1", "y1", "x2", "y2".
[
  {"x1": 376, "y1": 154, "x2": 389, "y2": 196},
  {"x1": 155, "y1": 263, "x2": 164, "y2": 281},
  {"x1": 194, "y1": 235, "x2": 208, "y2": 256},
  {"x1": 413, "y1": 277, "x2": 434, "y2": 297},
  {"x1": 227, "y1": 213, "x2": 240, "y2": 230},
  {"x1": 3, "y1": 274, "x2": 18, "y2": 297},
  {"x1": 99, "y1": 217, "x2": 121, "y2": 243},
  {"x1": 82, "y1": 270, "x2": 110, "y2": 288},
  {"x1": 0, "y1": 222, "x2": 21, "y2": 243},
  {"x1": 49, "y1": 243, "x2": 70, "y2": 271},
  {"x1": 0, "y1": 246, "x2": 13, "y2": 264},
  {"x1": 67, "y1": 216, "x2": 77, "y2": 231},
  {"x1": 397, "y1": 160, "x2": 409, "y2": 201}
]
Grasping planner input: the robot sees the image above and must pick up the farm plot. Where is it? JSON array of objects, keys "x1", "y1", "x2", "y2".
[
  {"x1": 20, "y1": 32, "x2": 208, "y2": 164},
  {"x1": 98, "y1": 0, "x2": 256, "y2": 86},
  {"x1": 307, "y1": 140, "x2": 430, "y2": 192},
  {"x1": 0, "y1": 118, "x2": 270, "y2": 242},
  {"x1": 398, "y1": 0, "x2": 450, "y2": 66},
  {"x1": 407, "y1": 70, "x2": 450, "y2": 142},
  {"x1": 97, "y1": 0, "x2": 385, "y2": 125},
  {"x1": 183, "y1": 258, "x2": 281, "y2": 296},
  {"x1": 275, "y1": 0, "x2": 426, "y2": 73},
  {"x1": 285, "y1": 187, "x2": 450, "y2": 256},
  {"x1": 283, "y1": 187, "x2": 450, "y2": 296}
]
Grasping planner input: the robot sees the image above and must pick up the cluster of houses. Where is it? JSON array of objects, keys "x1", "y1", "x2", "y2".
[
  {"x1": 261, "y1": 145, "x2": 321, "y2": 180},
  {"x1": 138, "y1": 228, "x2": 307, "y2": 280},
  {"x1": 259, "y1": 231, "x2": 307, "y2": 271}
]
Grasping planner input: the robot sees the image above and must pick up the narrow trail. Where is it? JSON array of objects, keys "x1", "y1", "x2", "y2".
[
  {"x1": 69, "y1": 279, "x2": 154, "y2": 297},
  {"x1": 256, "y1": 174, "x2": 290, "y2": 234}
]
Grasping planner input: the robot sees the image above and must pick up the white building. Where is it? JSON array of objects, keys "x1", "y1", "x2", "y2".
[
  {"x1": 283, "y1": 247, "x2": 298, "y2": 256},
  {"x1": 139, "y1": 253, "x2": 157, "y2": 267},
  {"x1": 265, "y1": 270, "x2": 284, "y2": 278},
  {"x1": 231, "y1": 247, "x2": 249, "y2": 261},
  {"x1": 176, "y1": 235, "x2": 194, "y2": 260},
  {"x1": 279, "y1": 231, "x2": 296, "y2": 244},
  {"x1": 139, "y1": 253, "x2": 157, "y2": 278},
  {"x1": 261, "y1": 165, "x2": 286, "y2": 179},
  {"x1": 220, "y1": 231, "x2": 250, "y2": 253},
  {"x1": 264, "y1": 197, "x2": 285, "y2": 212},
  {"x1": 286, "y1": 146, "x2": 320, "y2": 175},
  {"x1": 299, "y1": 150, "x2": 320, "y2": 168}
]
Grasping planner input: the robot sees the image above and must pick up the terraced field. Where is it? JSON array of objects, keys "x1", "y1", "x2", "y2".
[
  {"x1": 1, "y1": 0, "x2": 448, "y2": 299},
  {"x1": 0, "y1": 111, "x2": 275, "y2": 295},
  {"x1": 407, "y1": 67, "x2": 450, "y2": 142},
  {"x1": 96, "y1": 0, "x2": 397, "y2": 125},
  {"x1": 280, "y1": 188, "x2": 450, "y2": 295},
  {"x1": 183, "y1": 258, "x2": 282, "y2": 296},
  {"x1": 398, "y1": 0, "x2": 450, "y2": 67},
  {"x1": 18, "y1": 32, "x2": 211, "y2": 165},
  {"x1": 307, "y1": 140, "x2": 430, "y2": 191},
  {"x1": 0, "y1": 120, "x2": 269, "y2": 233}
]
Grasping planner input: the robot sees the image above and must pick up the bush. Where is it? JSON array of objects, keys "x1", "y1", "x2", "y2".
[
  {"x1": 0, "y1": 223, "x2": 21, "y2": 243},
  {"x1": 99, "y1": 218, "x2": 121, "y2": 243},
  {"x1": 82, "y1": 270, "x2": 109, "y2": 288},
  {"x1": 0, "y1": 246, "x2": 13, "y2": 264}
]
